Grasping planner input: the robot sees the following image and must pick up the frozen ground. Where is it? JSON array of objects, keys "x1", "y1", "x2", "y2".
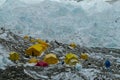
[{"x1": 0, "y1": 30, "x2": 119, "y2": 80}]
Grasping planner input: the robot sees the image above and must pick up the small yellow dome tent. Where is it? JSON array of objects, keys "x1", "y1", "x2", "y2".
[
  {"x1": 28, "y1": 58, "x2": 39, "y2": 63},
  {"x1": 30, "y1": 38, "x2": 36, "y2": 43},
  {"x1": 9, "y1": 52, "x2": 20, "y2": 61},
  {"x1": 36, "y1": 39, "x2": 49, "y2": 48},
  {"x1": 25, "y1": 44, "x2": 47, "y2": 56},
  {"x1": 43, "y1": 53, "x2": 59, "y2": 64},
  {"x1": 64, "y1": 53, "x2": 78, "y2": 66},
  {"x1": 23, "y1": 35, "x2": 36, "y2": 43},
  {"x1": 69, "y1": 42, "x2": 77, "y2": 48},
  {"x1": 23, "y1": 35, "x2": 29, "y2": 40},
  {"x1": 36, "y1": 38, "x2": 45, "y2": 44},
  {"x1": 80, "y1": 53, "x2": 88, "y2": 60}
]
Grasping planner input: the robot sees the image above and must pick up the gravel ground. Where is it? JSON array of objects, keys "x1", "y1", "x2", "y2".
[
  {"x1": 0, "y1": 29, "x2": 120, "y2": 80},
  {"x1": 0, "y1": 66, "x2": 35, "y2": 80}
]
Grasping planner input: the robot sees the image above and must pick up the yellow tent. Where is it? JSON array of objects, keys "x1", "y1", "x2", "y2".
[
  {"x1": 9, "y1": 52, "x2": 20, "y2": 61},
  {"x1": 23, "y1": 35, "x2": 29, "y2": 40},
  {"x1": 28, "y1": 58, "x2": 39, "y2": 63},
  {"x1": 64, "y1": 53, "x2": 78, "y2": 66},
  {"x1": 36, "y1": 39, "x2": 49, "y2": 48},
  {"x1": 25, "y1": 44, "x2": 46, "y2": 56},
  {"x1": 69, "y1": 42, "x2": 77, "y2": 48},
  {"x1": 80, "y1": 53, "x2": 88, "y2": 60},
  {"x1": 43, "y1": 53, "x2": 59, "y2": 64},
  {"x1": 30, "y1": 38, "x2": 36, "y2": 43},
  {"x1": 36, "y1": 39, "x2": 45, "y2": 44}
]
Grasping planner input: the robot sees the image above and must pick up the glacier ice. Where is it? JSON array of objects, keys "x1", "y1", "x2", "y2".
[
  {"x1": 0, "y1": 0, "x2": 120, "y2": 48},
  {"x1": 0, "y1": 0, "x2": 6, "y2": 8}
]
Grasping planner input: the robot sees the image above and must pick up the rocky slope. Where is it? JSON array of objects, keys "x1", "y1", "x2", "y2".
[{"x1": 0, "y1": 28, "x2": 119, "y2": 80}]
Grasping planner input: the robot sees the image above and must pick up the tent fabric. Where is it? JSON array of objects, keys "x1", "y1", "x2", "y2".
[
  {"x1": 105, "y1": 60, "x2": 111, "y2": 68},
  {"x1": 9, "y1": 52, "x2": 20, "y2": 61},
  {"x1": 25, "y1": 44, "x2": 46, "y2": 56},
  {"x1": 80, "y1": 53, "x2": 88, "y2": 60},
  {"x1": 23, "y1": 35, "x2": 29, "y2": 40},
  {"x1": 28, "y1": 58, "x2": 38, "y2": 63},
  {"x1": 30, "y1": 38, "x2": 36, "y2": 43},
  {"x1": 69, "y1": 42, "x2": 77, "y2": 48},
  {"x1": 64, "y1": 53, "x2": 78, "y2": 65},
  {"x1": 35, "y1": 61, "x2": 48, "y2": 67},
  {"x1": 43, "y1": 53, "x2": 59, "y2": 64}
]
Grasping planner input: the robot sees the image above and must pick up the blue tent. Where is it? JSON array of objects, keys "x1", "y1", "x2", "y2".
[{"x1": 104, "y1": 60, "x2": 111, "y2": 68}]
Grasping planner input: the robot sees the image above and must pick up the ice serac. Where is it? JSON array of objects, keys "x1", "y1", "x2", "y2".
[
  {"x1": 0, "y1": 0, "x2": 120, "y2": 48},
  {"x1": 0, "y1": 0, "x2": 87, "y2": 41}
]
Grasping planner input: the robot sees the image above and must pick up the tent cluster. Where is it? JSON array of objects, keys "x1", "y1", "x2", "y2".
[
  {"x1": 8, "y1": 38, "x2": 111, "y2": 69},
  {"x1": 8, "y1": 39, "x2": 89, "y2": 68},
  {"x1": 28, "y1": 53, "x2": 59, "y2": 66},
  {"x1": 64, "y1": 52, "x2": 89, "y2": 68},
  {"x1": 24, "y1": 35, "x2": 49, "y2": 57},
  {"x1": 23, "y1": 35, "x2": 48, "y2": 44}
]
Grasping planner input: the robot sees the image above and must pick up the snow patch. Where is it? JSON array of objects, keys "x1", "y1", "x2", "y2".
[
  {"x1": 81, "y1": 68, "x2": 100, "y2": 80},
  {"x1": 0, "y1": 45, "x2": 14, "y2": 70}
]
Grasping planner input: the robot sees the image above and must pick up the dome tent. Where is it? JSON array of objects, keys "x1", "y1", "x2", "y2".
[
  {"x1": 25, "y1": 44, "x2": 48, "y2": 56},
  {"x1": 43, "y1": 53, "x2": 59, "y2": 64},
  {"x1": 9, "y1": 52, "x2": 20, "y2": 61},
  {"x1": 35, "y1": 61, "x2": 48, "y2": 67},
  {"x1": 80, "y1": 53, "x2": 88, "y2": 60},
  {"x1": 64, "y1": 53, "x2": 79, "y2": 66}
]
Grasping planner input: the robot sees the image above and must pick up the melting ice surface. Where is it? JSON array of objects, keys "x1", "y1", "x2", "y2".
[{"x1": 0, "y1": 0, "x2": 120, "y2": 48}]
